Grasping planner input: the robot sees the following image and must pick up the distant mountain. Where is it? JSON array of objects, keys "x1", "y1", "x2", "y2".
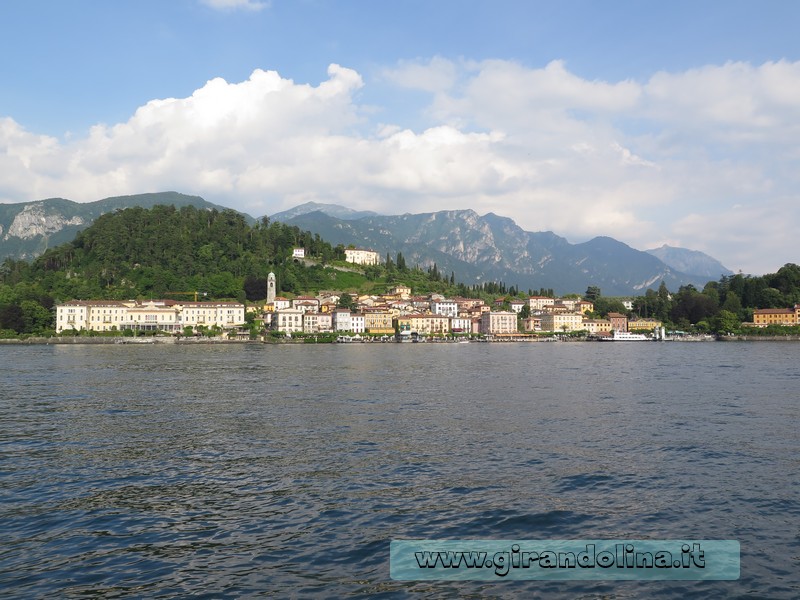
[
  {"x1": 270, "y1": 201, "x2": 378, "y2": 222},
  {"x1": 0, "y1": 192, "x2": 247, "y2": 262},
  {"x1": 646, "y1": 244, "x2": 733, "y2": 279},
  {"x1": 283, "y1": 209, "x2": 712, "y2": 295}
]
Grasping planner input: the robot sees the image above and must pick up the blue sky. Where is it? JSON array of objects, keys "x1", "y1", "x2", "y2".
[{"x1": 2, "y1": 0, "x2": 799, "y2": 275}]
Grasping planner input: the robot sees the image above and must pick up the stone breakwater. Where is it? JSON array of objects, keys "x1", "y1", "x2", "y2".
[{"x1": 718, "y1": 334, "x2": 800, "y2": 341}]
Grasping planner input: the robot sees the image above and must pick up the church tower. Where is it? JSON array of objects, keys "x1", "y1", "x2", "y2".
[{"x1": 267, "y1": 272, "x2": 276, "y2": 304}]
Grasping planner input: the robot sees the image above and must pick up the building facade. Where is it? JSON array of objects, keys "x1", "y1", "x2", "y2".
[
  {"x1": 344, "y1": 248, "x2": 379, "y2": 265},
  {"x1": 55, "y1": 300, "x2": 245, "y2": 334},
  {"x1": 430, "y1": 300, "x2": 458, "y2": 318},
  {"x1": 540, "y1": 312, "x2": 584, "y2": 333},
  {"x1": 581, "y1": 318, "x2": 613, "y2": 335},
  {"x1": 481, "y1": 311, "x2": 518, "y2": 335},
  {"x1": 607, "y1": 312, "x2": 629, "y2": 332},
  {"x1": 752, "y1": 307, "x2": 800, "y2": 326},
  {"x1": 528, "y1": 296, "x2": 555, "y2": 311},
  {"x1": 363, "y1": 311, "x2": 394, "y2": 334},
  {"x1": 274, "y1": 308, "x2": 304, "y2": 334}
]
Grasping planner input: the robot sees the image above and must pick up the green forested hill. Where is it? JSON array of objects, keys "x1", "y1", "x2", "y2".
[
  {"x1": 0, "y1": 204, "x2": 358, "y2": 334},
  {"x1": 0, "y1": 192, "x2": 244, "y2": 262},
  {"x1": 31, "y1": 204, "x2": 349, "y2": 299}
]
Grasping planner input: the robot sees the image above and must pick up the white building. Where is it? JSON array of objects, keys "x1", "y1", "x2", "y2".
[
  {"x1": 179, "y1": 302, "x2": 244, "y2": 330},
  {"x1": 344, "y1": 248, "x2": 379, "y2": 266},
  {"x1": 55, "y1": 300, "x2": 245, "y2": 334},
  {"x1": 332, "y1": 309, "x2": 352, "y2": 332},
  {"x1": 273, "y1": 297, "x2": 291, "y2": 310},
  {"x1": 292, "y1": 296, "x2": 320, "y2": 313},
  {"x1": 528, "y1": 296, "x2": 555, "y2": 311},
  {"x1": 56, "y1": 300, "x2": 127, "y2": 333},
  {"x1": 430, "y1": 300, "x2": 458, "y2": 318},
  {"x1": 301, "y1": 311, "x2": 333, "y2": 333},
  {"x1": 450, "y1": 317, "x2": 472, "y2": 334},
  {"x1": 350, "y1": 313, "x2": 366, "y2": 334},
  {"x1": 292, "y1": 248, "x2": 305, "y2": 259},
  {"x1": 274, "y1": 308, "x2": 304, "y2": 334}
]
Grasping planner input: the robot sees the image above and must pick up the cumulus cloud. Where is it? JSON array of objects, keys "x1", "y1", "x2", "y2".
[{"x1": 1, "y1": 58, "x2": 798, "y2": 274}]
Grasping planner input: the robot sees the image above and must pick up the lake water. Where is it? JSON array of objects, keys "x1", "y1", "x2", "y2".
[{"x1": 1, "y1": 342, "x2": 798, "y2": 598}]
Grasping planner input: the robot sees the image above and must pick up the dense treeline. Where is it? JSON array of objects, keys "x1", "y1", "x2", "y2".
[{"x1": 594, "y1": 264, "x2": 800, "y2": 333}]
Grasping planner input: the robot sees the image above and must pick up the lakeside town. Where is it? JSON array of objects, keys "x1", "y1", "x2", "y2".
[{"x1": 53, "y1": 248, "x2": 800, "y2": 342}]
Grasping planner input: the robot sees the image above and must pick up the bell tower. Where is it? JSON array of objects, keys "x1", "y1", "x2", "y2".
[{"x1": 267, "y1": 272, "x2": 276, "y2": 303}]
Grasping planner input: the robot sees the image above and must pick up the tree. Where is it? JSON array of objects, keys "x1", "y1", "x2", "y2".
[
  {"x1": 721, "y1": 290, "x2": 743, "y2": 316},
  {"x1": 243, "y1": 275, "x2": 266, "y2": 301},
  {"x1": 0, "y1": 303, "x2": 25, "y2": 333},
  {"x1": 337, "y1": 293, "x2": 355, "y2": 310},
  {"x1": 585, "y1": 286, "x2": 601, "y2": 301},
  {"x1": 593, "y1": 297, "x2": 628, "y2": 317},
  {"x1": 712, "y1": 310, "x2": 740, "y2": 334},
  {"x1": 21, "y1": 300, "x2": 53, "y2": 333},
  {"x1": 670, "y1": 285, "x2": 718, "y2": 324}
]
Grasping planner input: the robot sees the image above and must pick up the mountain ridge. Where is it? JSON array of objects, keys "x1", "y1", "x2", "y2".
[
  {"x1": 1, "y1": 192, "x2": 731, "y2": 296},
  {"x1": 270, "y1": 201, "x2": 378, "y2": 222},
  {"x1": 0, "y1": 192, "x2": 249, "y2": 261},
  {"x1": 646, "y1": 244, "x2": 734, "y2": 279},
  {"x1": 276, "y1": 208, "x2": 719, "y2": 295}
]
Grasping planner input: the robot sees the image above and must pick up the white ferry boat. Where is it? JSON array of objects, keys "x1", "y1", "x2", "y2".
[{"x1": 601, "y1": 330, "x2": 650, "y2": 341}]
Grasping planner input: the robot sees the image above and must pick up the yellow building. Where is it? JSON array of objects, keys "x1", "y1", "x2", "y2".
[
  {"x1": 581, "y1": 318, "x2": 613, "y2": 335},
  {"x1": 540, "y1": 312, "x2": 584, "y2": 332},
  {"x1": 752, "y1": 307, "x2": 799, "y2": 326},
  {"x1": 401, "y1": 315, "x2": 450, "y2": 335},
  {"x1": 363, "y1": 311, "x2": 394, "y2": 334},
  {"x1": 389, "y1": 285, "x2": 412, "y2": 299},
  {"x1": 628, "y1": 318, "x2": 663, "y2": 331}
]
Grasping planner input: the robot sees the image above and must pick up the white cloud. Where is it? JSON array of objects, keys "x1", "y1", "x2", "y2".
[
  {"x1": 381, "y1": 56, "x2": 459, "y2": 94},
  {"x1": 200, "y1": 0, "x2": 269, "y2": 12},
  {"x1": 643, "y1": 60, "x2": 800, "y2": 140},
  {"x1": 1, "y1": 59, "x2": 799, "y2": 275}
]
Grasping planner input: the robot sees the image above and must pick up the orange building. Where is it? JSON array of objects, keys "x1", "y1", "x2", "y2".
[{"x1": 752, "y1": 307, "x2": 799, "y2": 326}]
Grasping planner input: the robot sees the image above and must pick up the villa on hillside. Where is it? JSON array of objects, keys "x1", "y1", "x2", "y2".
[{"x1": 344, "y1": 248, "x2": 380, "y2": 265}]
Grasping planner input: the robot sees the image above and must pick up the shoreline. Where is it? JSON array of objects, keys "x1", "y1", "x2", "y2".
[{"x1": 4, "y1": 334, "x2": 800, "y2": 345}]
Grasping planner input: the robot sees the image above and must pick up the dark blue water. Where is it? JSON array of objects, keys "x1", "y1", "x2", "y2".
[{"x1": 1, "y1": 342, "x2": 798, "y2": 598}]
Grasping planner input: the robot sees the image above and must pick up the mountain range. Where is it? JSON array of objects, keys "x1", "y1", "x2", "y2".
[
  {"x1": 0, "y1": 192, "x2": 732, "y2": 296},
  {"x1": 274, "y1": 207, "x2": 729, "y2": 295},
  {"x1": 0, "y1": 192, "x2": 236, "y2": 261}
]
